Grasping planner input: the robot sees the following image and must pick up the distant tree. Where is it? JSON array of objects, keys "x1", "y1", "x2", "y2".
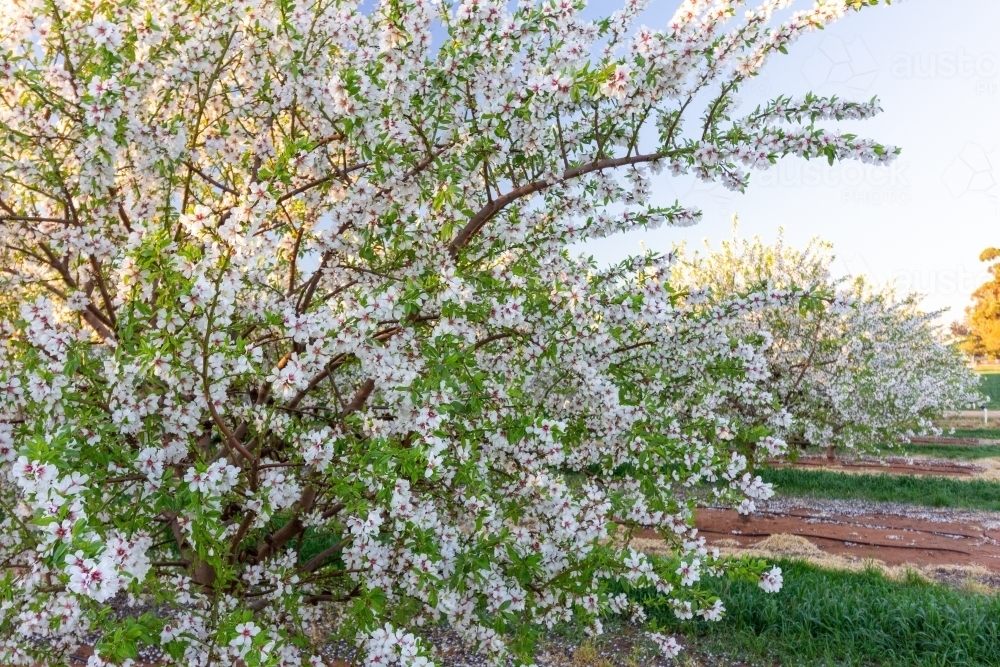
[
  {"x1": 959, "y1": 249, "x2": 1000, "y2": 361},
  {"x1": 950, "y1": 321, "x2": 972, "y2": 341},
  {"x1": 672, "y1": 232, "x2": 981, "y2": 462},
  {"x1": 950, "y1": 321, "x2": 984, "y2": 362}
]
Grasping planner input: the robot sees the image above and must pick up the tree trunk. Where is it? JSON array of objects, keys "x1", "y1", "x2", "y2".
[{"x1": 826, "y1": 445, "x2": 836, "y2": 461}]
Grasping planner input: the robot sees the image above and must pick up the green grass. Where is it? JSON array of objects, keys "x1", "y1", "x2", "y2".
[
  {"x1": 978, "y1": 372, "x2": 1000, "y2": 409},
  {"x1": 628, "y1": 559, "x2": 1000, "y2": 667},
  {"x1": 759, "y1": 467, "x2": 1000, "y2": 512},
  {"x1": 947, "y1": 428, "x2": 1000, "y2": 440},
  {"x1": 900, "y1": 443, "x2": 1000, "y2": 460}
]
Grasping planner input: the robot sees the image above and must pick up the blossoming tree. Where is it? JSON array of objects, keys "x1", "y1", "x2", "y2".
[
  {"x1": 0, "y1": 0, "x2": 895, "y2": 664},
  {"x1": 672, "y1": 232, "x2": 980, "y2": 461}
]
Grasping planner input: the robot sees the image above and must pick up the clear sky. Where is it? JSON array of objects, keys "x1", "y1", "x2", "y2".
[{"x1": 575, "y1": 0, "x2": 1000, "y2": 322}]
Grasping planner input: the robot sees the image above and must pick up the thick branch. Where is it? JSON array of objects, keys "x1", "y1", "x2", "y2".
[
  {"x1": 299, "y1": 538, "x2": 350, "y2": 574},
  {"x1": 343, "y1": 379, "x2": 375, "y2": 416},
  {"x1": 449, "y1": 151, "x2": 666, "y2": 253},
  {"x1": 88, "y1": 256, "x2": 117, "y2": 327},
  {"x1": 0, "y1": 215, "x2": 75, "y2": 224},
  {"x1": 255, "y1": 487, "x2": 316, "y2": 562}
]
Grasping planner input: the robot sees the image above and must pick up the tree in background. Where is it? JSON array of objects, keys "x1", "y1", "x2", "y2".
[
  {"x1": 0, "y1": 0, "x2": 896, "y2": 665},
  {"x1": 957, "y1": 248, "x2": 1000, "y2": 362},
  {"x1": 672, "y1": 231, "x2": 980, "y2": 461}
]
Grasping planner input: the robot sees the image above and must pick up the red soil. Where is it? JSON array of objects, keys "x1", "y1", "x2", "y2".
[{"x1": 691, "y1": 507, "x2": 1000, "y2": 572}]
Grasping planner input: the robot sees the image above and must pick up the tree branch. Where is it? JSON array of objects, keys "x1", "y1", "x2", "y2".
[
  {"x1": 276, "y1": 161, "x2": 370, "y2": 204},
  {"x1": 449, "y1": 151, "x2": 667, "y2": 253},
  {"x1": 186, "y1": 161, "x2": 238, "y2": 194}
]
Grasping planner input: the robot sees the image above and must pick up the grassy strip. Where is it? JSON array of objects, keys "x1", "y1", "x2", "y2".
[
  {"x1": 899, "y1": 443, "x2": 1000, "y2": 460},
  {"x1": 946, "y1": 428, "x2": 1000, "y2": 440},
  {"x1": 758, "y1": 467, "x2": 1000, "y2": 512},
  {"x1": 630, "y1": 559, "x2": 1000, "y2": 667}
]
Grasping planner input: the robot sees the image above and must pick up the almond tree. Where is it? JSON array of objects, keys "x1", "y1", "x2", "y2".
[
  {"x1": 0, "y1": 0, "x2": 894, "y2": 664},
  {"x1": 672, "y1": 232, "x2": 979, "y2": 461}
]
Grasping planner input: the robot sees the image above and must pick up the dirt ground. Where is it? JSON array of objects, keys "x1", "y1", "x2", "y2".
[
  {"x1": 634, "y1": 497, "x2": 1000, "y2": 593},
  {"x1": 695, "y1": 507, "x2": 1000, "y2": 572}
]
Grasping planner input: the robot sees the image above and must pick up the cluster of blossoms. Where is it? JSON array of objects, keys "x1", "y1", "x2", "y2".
[
  {"x1": 9, "y1": 450, "x2": 151, "y2": 612},
  {"x1": 0, "y1": 0, "x2": 897, "y2": 665},
  {"x1": 360, "y1": 624, "x2": 431, "y2": 667},
  {"x1": 671, "y1": 231, "x2": 981, "y2": 459}
]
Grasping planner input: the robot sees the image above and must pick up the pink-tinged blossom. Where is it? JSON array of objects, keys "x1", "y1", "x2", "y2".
[
  {"x1": 43, "y1": 520, "x2": 74, "y2": 545},
  {"x1": 649, "y1": 632, "x2": 682, "y2": 658},
  {"x1": 676, "y1": 559, "x2": 701, "y2": 586},
  {"x1": 759, "y1": 566, "x2": 784, "y2": 593},
  {"x1": 86, "y1": 20, "x2": 122, "y2": 50},
  {"x1": 160, "y1": 623, "x2": 179, "y2": 644},
  {"x1": 230, "y1": 621, "x2": 261, "y2": 650},
  {"x1": 0, "y1": 424, "x2": 14, "y2": 462},
  {"x1": 600, "y1": 64, "x2": 632, "y2": 99},
  {"x1": 11, "y1": 457, "x2": 54, "y2": 494},
  {"x1": 65, "y1": 552, "x2": 121, "y2": 603},
  {"x1": 696, "y1": 598, "x2": 725, "y2": 621}
]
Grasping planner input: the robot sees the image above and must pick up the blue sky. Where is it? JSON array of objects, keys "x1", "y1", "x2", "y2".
[{"x1": 575, "y1": 0, "x2": 1000, "y2": 321}]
